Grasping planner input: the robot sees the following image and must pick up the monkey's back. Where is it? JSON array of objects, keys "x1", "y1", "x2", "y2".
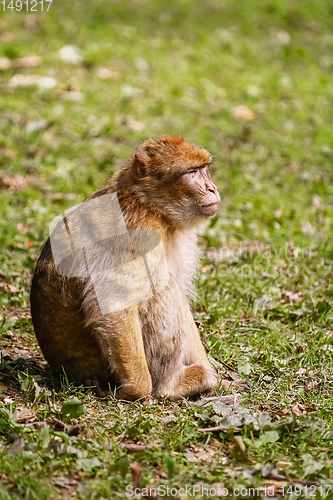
[{"x1": 30, "y1": 239, "x2": 112, "y2": 385}]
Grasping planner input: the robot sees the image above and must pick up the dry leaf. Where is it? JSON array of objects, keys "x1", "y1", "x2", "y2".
[
  {"x1": 61, "y1": 91, "x2": 82, "y2": 101},
  {"x1": 231, "y1": 105, "x2": 254, "y2": 121},
  {"x1": 126, "y1": 119, "x2": 145, "y2": 131},
  {"x1": 291, "y1": 402, "x2": 306, "y2": 416},
  {"x1": 13, "y1": 55, "x2": 42, "y2": 68},
  {"x1": 0, "y1": 269, "x2": 8, "y2": 280},
  {"x1": 0, "y1": 56, "x2": 11, "y2": 71},
  {"x1": 1, "y1": 149, "x2": 17, "y2": 159},
  {"x1": 121, "y1": 85, "x2": 143, "y2": 98},
  {"x1": 24, "y1": 14, "x2": 41, "y2": 29},
  {"x1": 9, "y1": 74, "x2": 40, "y2": 88},
  {"x1": 96, "y1": 67, "x2": 118, "y2": 79},
  {"x1": 276, "y1": 31, "x2": 291, "y2": 45},
  {"x1": 291, "y1": 404, "x2": 301, "y2": 416},
  {"x1": 4, "y1": 397, "x2": 15, "y2": 404},
  {"x1": 3, "y1": 284, "x2": 24, "y2": 293},
  {"x1": 294, "y1": 343, "x2": 307, "y2": 353},
  {"x1": 305, "y1": 381, "x2": 317, "y2": 391},
  {"x1": 38, "y1": 76, "x2": 57, "y2": 89},
  {"x1": 17, "y1": 222, "x2": 29, "y2": 235},
  {"x1": 301, "y1": 222, "x2": 315, "y2": 234},
  {"x1": 3, "y1": 307, "x2": 31, "y2": 319},
  {"x1": 1, "y1": 32, "x2": 16, "y2": 43},
  {"x1": 16, "y1": 407, "x2": 37, "y2": 423},
  {"x1": 283, "y1": 289, "x2": 302, "y2": 303},
  {"x1": 0, "y1": 173, "x2": 26, "y2": 192},
  {"x1": 312, "y1": 195, "x2": 320, "y2": 208},
  {"x1": 58, "y1": 45, "x2": 83, "y2": 65}
]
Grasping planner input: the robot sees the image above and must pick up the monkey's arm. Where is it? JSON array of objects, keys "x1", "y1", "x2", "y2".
[{"x1": 85, "y1": 304, "x2": 152, "y2": 401}]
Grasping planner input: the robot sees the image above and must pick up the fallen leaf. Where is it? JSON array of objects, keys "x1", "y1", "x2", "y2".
[
  {"x1": 0, "y1": 32, "x2": 15, "y2": 43},
  {"x1": 121, "y1": 85, "x2": 143, "y2": 98},
  {"x1": 276, "y1": 460, "x2": 293, "y2": 470},
  {"x1": 1, "y1": 149, "x2": 17, "y2": 159},
  {"x1": 294, "y1": 343, "x2": 307, "y2": 353},
  {"x1": 16, "y1": 407, "x2": 37, "y2": 423},
  {"x1": 3, "y1": 283, "x2": 24, "y2": 293},
  {"x1": 0, "y1": 173, "x2": 26, "y2": 192},
  {"x1": 58, "y1": 45, "x2": 83, "y2": 65},
  {"x1": 26, "y1": 119, "x2": 48, "y2": 134},
  {"x1": 38, "y1": 76, "x2": 57, "y2": 89},
  {"x1": 289, "y1": 247, "x2": 299, "y2": 258},
  {"x1": 8, "y1": 74, "x2": 40, "y2": 88},
  {"x1": 301, "y1": 222, "x2": 315, "y2": 234},
  {"x1": 4, "y1": 397, "x2": 15, "y2": 404},
  {"x1": 126, "y1": 119, "x2": 145, "y2": 131},
  {"x1": 13, "y1": 55, "x2": 41, "y2": 68},
  {"x1": 291, "y1": 402, "x2": 307, "y2": 415},
  {"x1": 231, "y1": 105, "x2": 254, "y2": 120},
  {"x1": 276, "y1": 31, "x2": 291, "y2": 45},
  {"x1": 96, "y1": 67, "x2": 118, "y2": 79},
  {"x1": 16, "y1": 222, "x2": 29, "y2": 234},
  {"x1": 3, "y1": 307, "x2": 31, "y2": 319},
  {"x1": 283, "y1": 289, "x2": 302, "y2": 303},
  {"x1": 305, "y1": 381, "x2": 317, "y2": 391},
  {"x1": 24, "y1": 14, "x2": 41, "y2": 29},
  {"x1": 312, "y1": 195, "x2": 320, "y2": 208},
  {"x1": 0, "y1": 56, "x2": 11, "y2": 70},
  {"x1": 61, "y1": 91, "x2": 82, "y2": 101},
  {"x1": 0, "y1": 269, "x2": 8, "y2": 280}
]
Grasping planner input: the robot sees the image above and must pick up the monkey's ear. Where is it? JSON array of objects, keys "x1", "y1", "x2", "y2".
[{"x1": 132, "y1": 155, "x2": 146, "y2": 179}]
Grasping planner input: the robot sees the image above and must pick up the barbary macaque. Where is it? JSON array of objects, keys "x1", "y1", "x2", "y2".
[{"x1": 31, "y1": 136, "x2": 249, "y2": 400}]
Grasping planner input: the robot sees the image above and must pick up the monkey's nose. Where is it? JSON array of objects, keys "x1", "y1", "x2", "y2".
[{"x1": 206, "y1": 184, "x2": 220, "y2": 203}]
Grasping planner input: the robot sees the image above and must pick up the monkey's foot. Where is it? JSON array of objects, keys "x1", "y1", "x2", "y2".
[
  {"x1": 84, "y1": 378, "x2": 111, "y2": 398},
  {"x1": 219, "y1": 379, "x2": 252, "y2": 393}
]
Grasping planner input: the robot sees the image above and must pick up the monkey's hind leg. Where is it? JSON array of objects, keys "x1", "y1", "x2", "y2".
[{"x1": 184, "y1": 307, "x2": 252, "y2": 396}]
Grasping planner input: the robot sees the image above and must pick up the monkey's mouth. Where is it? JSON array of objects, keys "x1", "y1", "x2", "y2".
[
  {"x1": 200, "y1": 202, "x2": 219, "y2": 215},
  {"x1": 202, "y1": 202, "x2": 219, "y2": 209}
]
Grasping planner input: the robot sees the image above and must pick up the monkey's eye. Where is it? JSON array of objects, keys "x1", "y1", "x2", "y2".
[{"x1": 184, "y1": 168, "x2": 199, "y2": 174}]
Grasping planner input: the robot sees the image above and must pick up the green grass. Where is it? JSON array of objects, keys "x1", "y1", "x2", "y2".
[{"x1": 1, "y1": 0, "x2": 333, "y2": 498}]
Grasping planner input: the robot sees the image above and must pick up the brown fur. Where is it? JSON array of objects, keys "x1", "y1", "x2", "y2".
[{"x1": 31, "y1": 136, "x2": 242, "y2": 401}]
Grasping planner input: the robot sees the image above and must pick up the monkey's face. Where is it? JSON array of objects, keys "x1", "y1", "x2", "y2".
[
  {"x1": 139, "y1": 163, "x2": 221, "y2": 226},
  {"x1": 178, "y1": 164, "x2": 220, "y2": 219},
  {"x1": 131, "y1": 136, "x2": 220, "y2": 227}
]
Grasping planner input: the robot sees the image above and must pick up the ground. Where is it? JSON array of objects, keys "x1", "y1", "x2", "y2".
[{"x1": 0, "y1": 1, "x2": 333, "y2": 498}]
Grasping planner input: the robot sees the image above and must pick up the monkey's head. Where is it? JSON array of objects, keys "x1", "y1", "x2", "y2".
[{"x1": 128, "y1": 136, "x2": 220, "y2": 227}]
